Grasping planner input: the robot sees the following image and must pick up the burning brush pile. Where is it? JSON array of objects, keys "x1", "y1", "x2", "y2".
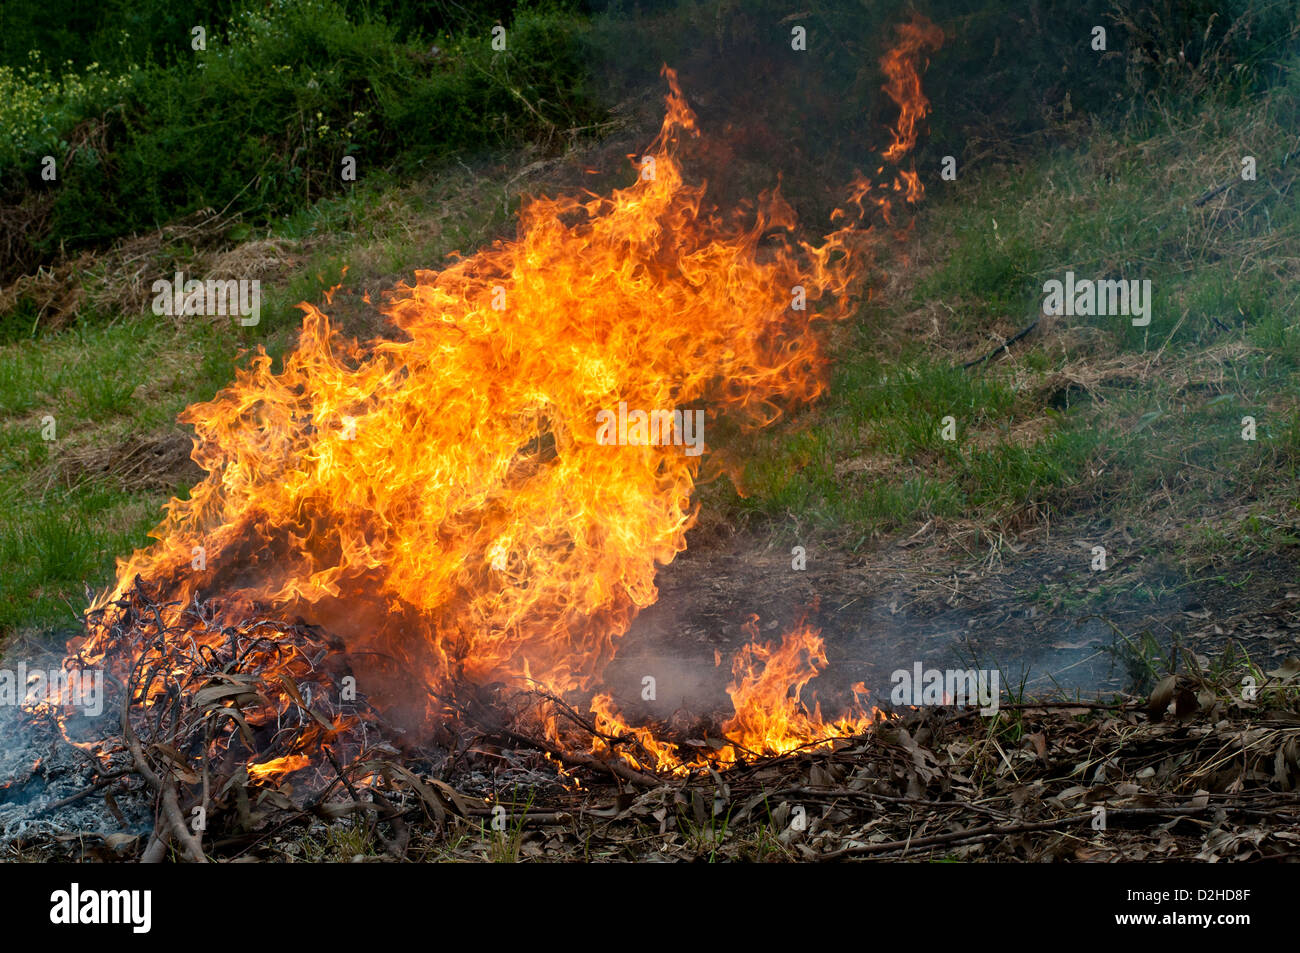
[{"x1": 16, "y1": 21, "x2": 954, "y2": 859}]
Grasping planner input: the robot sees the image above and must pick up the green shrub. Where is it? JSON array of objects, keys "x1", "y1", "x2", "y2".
[
  {"x1": 2, "y1": 0, "x2": 599, "y2": 267},
  {"x1": 381, "y1": 6, "x2": 596, "y2": 160},
  {"x1": 0, "y1": 58, "x2": 138, "y2": 173}
]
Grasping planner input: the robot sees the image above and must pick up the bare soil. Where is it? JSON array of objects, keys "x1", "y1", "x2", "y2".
[{"x1": 607, "y1": 519, "x2": 1300, "y2": 722}]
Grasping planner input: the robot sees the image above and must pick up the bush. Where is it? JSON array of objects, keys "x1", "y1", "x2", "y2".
[
  {"x1": 0, "y1": 0, "x2": 244, "y2": 73},
  {"x1": 381, "y1": 6, "x2": 597, "y2": 159},
  {"x1": 1, "y1": 0, "x2": 599, "y2": 269},
  {"x1": 47, "y1": 0, "x2": 408, "y2": 245},
  {"x1": 0, "y1": 58, "x2": 138, "y2": 172}
]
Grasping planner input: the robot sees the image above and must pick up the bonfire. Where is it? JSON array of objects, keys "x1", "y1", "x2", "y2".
[{"x1": 45, "y1": 18, "x2": 945, "y2": 861}]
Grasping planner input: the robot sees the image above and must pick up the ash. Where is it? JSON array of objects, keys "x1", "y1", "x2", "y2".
[{"x1": 0, "y1": 636, "x2": 150, "y2": 848}]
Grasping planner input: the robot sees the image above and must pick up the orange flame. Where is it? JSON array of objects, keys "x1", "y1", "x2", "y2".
[
  {"x1": 247, "y1": 754, "x2": 312, "y2": 782},
  {"x1": 721, "y1": 621, "x2": 876, "y2": 757},
  {"x1": 880, "y1": 16, "x2": 945, "y2": 164},
  {"x1": 591, "y1": 621, "x2": 879, "y2": 773},
  {"x1": 76, "y1": 22, "x2": 941, "y2": 778}
]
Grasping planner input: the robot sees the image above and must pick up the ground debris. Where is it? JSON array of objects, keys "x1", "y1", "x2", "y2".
[{"x1": 12, "y1": 575, "x2": 1299, "y2": 863}]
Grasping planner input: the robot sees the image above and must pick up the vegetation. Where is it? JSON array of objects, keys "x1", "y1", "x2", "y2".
[
  {"x1": 731, "y1": 56, "x2": 1300, "y2": 547},
  {"x1": 0, "y1": 0, "x2": 597, "y2": 277},
  {"x1": 0, "y1": 0, "x2": 1296, "y2": 642}
]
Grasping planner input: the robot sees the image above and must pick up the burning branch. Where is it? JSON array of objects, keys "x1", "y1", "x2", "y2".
[{"x1": 63, "y1": 579, "x2": 401, "y2": 860}]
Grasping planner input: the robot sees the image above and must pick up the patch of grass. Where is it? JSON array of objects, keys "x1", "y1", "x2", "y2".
[
  {"x1": 480, "y1": 787, "x2": 537, "y2": 863},
  {"x1": 25, "y1": 510, "x2": 99, "y2": 583},
  {"x1": 1104, "y1": 627, "x2": 1168, "y2": 694},
  {"x1": 732, "y1": 54, "x2": 1300, "y2": 554},
  {"x1": 730, "y1": 346, "x2": 1096, "y2": 535},
  {"x1": 0, "y1": 314, "x2": 260, "y2": 632},
  {"x1": 0, "y1": 348, "x2": 55, "y2": 414},
  {"x1": 298, "y1": 820, "x2": 380, "y2": 862},
  {"x1": 0, "y1": 482, "x2": 156, "y2": 632},
  {"x1": 677, "y1": 799, "x2": 733, "y2": 862},
  {"x1": 917, "y1": 225, "x2": 1043, "y2": 330},
  {"x1": 733, "y1": 819, "x2": 796, "y2": 862}
]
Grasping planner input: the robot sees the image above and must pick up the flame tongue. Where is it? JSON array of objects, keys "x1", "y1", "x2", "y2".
[
  {"x1": 881, "y1": 15, "x2": 946, "y2": 163},
  {"x1": 590, "y1": 621, "x2": 879, "y2": 774},
  {"x1": 79, "y1": 19, "x2": 942, "y2": 775}
]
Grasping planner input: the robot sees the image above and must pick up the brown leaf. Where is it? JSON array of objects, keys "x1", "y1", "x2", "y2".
[
  {"x1": 1147, "y1": 675, "x2": 1176, "y2": 721},
  {"x1": 690, "y1": 789, "x2": 707, "y2": 826},
  {"x1": 1173, "y1": 687, "x2": 1198, "y2": 720},
  {"x1": 380, "y1": 762, "x2": 472, "y2": 822},
  {"x1": 808, "y1": 763, "x2": 836, "y2": 788},
  {"x1": 148, "y1": 742, "x2": 188, "y2": 767},
  {"x1": 1266, "y1": 659, "x2": 1300, "y2": 680},
  {"x1": 277, "y1": 676, "x2": 334, "y2": 730},
  {"x1": 102, "y1": 833, "x2": 139, "y2": 851},
  {"x1": 210, "y1": 706, "x2": 256, "y2": 747},
  {"x1": 1024, "y1": 732, "x2": 1048, "y2": 759},
  {"x1": 192, "y1": 683, "x2": 265, "y2": 709}
]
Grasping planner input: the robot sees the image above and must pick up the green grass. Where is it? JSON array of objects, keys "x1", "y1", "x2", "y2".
[
  {"x1": 0, "y1": 484, "x2": 156, "y2": 632},
  {"x1": 0, "y1": 312, "x2": 293, "y2": 633},
  {"x1": 730, "y1": 342, "x2": 1102, "y2": 535},
  {"x1": 727, "y1": 58, "x2": 1300, "y2": 547},
  {"x1": 0, "y1": 152, "x2": 521, "y2": 638}
]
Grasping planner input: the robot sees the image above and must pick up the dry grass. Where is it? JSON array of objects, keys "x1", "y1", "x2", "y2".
[{"x1": 0, "y1": 207, "x2": 244, "y2": 331}]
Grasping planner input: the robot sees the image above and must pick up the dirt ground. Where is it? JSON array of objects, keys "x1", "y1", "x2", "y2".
[{"x1": 607, "y1": 519, "x2": 1300, "y2": 722}]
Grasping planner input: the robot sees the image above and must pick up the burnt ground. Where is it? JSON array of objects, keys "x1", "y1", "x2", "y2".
[
  {"x1": 606, "y1": 518, "x2": 1300, "y2": 722},
  {"x1": 3, "y1": 515, "x2": 1299, "y2": 863}
]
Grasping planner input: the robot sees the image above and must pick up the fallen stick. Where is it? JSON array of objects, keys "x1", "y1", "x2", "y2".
[
  {"x1": 462, "y1": 809, "x2": 574, "y2": 824},
  {"x1": 140, "y1": 834, "x2": 169, "y2": 864},
  {"x1": 324, "y1": 745, "x2": 362, "y2": 803},
  {"x1": 371, "y1": 789, "x2": 409, "y2": 860},
  {"x1": 497, "y1": 726, "x2": 664, "y2": 789},
  {"x1": 1193, "y1": 181, "x2": 1233, "y2": 207},
  {"x1": 35, "y1": 770, "x2": 134, "y2": 815},
  {"x1": 992, "y1": 700, "x2": 1138, "y2": 711},
  {"x1": 818, "y1": 814, "x2": 1090, "y2": 859},
  {"x1": 817, "y1": 802, "x2": 1288, "y2": 859},
  {"x1": 122, "y1": 694, "x2": 207, "y2": 864},
  {"x1": 773, "y1": 787, "x2": 1017, "y2": 821},
  {"x1": 442, "y1": 690, "x2": 668, "y2": 789},
  {"x1": 961, "y1": 317, "x2": 1040, "y2": 369}
]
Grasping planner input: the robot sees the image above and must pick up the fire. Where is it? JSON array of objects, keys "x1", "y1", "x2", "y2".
[
  {"x1": 589, "y1": 692, "x2": 688, "y2": 774},
  {"x1": 591, "y1": 621, "x2": 880, "y2": 775},
  {"x1": 70, "y1": 21, "x2": 942, "y2": 782},
  {"x1": 722, "y1": 621, "x2": 876, "y2": 758},
  {"x1": 247, "y1": 754, "x2": 312, "y2": 782},
  {"x1": 880, "y1": 15, "x2": 945, "y2": 163}
]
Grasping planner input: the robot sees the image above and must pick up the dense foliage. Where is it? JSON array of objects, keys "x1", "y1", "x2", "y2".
[{"x1": 0, "y1": 0, "x2": 1294, "y2": 279}]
